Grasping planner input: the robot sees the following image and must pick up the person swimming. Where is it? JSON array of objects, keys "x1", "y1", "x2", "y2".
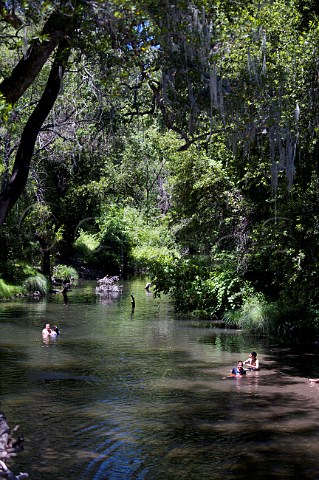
[
  {"x1": 231, "y1": 361, "x2": 246, "y2": 376},
  {"x1": 243, "y1": 351, "x2": 259, "y2": 370},
  {"x1": 42, "y1": 324, "x2": 60, "y2": 338},
  {"x1": 52, "y1": 325, "x2": 60, "y2": 336},
  {"x1": 42, "y1": 323, "x2": 51, "y2": 336}
]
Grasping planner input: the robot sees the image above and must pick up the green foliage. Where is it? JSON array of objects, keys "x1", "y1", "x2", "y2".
[
  {"x1": 110, "y1": 126, "x2": 171, "y2": 210},
  {"x1": 4, "y1": 263, "x2": 41, "y2": 284},
  {"x1": 166, "y1": 139, "x2": 245, "y2": 255},
  {"x1": 1, "y1": 0, "x2": 319, "y2": 342},
  {"x1": 150, "y1": 253, "x2": 253, "y2": 316},
  {"x1": 73, "y1": 206, "x2": 178, "y2": 275},
  {"x1": 0, "y1": 216, "x2": 46, "y2": 282},
  {"x1": 71, "y1": 206, "x2": 133, "y2": 275},
  {"x1": 52, "y1": 265, "x2": 79, "y2": 283},
  {"x1": 73, "y1": 230, "x2": 100, "y2": 265},
  {"x1": 0, "y1": 93, "x2": 12, "y2": 121},
  {"x1": 0, "y1": 279, "x2": 23, "y2": 299},
  {"x1": 223, "y1": 293, "x2": 276, "y2": 334},
  {"x1": 21, "y1": 203, "x2": 64, "y2": 247},
  {"x1": 132, "y1": 245, "x2": 174, "y2": 273},
  {"x1": 23, "y1": 274, "x2": 48, "y2": 295},
  {"x1": 95, "y1": 206, "x2": 132, "y2": 275},
  {"x1": 123, "y1": 206, "x2": 178, "y2": 273},
  {"x1": 223, "y1": 292, "x2": 319, "y2": 342}
]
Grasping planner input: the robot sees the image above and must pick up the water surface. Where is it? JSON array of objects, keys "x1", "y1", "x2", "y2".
[{"x1": 1, "y1": 278, "x2": 319, "y2": 479}]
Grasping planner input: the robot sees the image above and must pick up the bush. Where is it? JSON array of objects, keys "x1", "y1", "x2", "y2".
[
  {"x1": 149, "y1": 253, "x2": 253, "y2": 317},
  {"x1": 132, "y1": 244, "x2": 177, "y2": 274},
  {"x1": 123, "y1": 207, "x2": 178, "y2": 273},
  {"x1": 223, "y1": 293, "x2": 275, "y2": 334},
  {"x1": 73, "y1": 230, "x2": 100, "y2": 264},
  {"x1": 72, "y1": 206, "x2": 179, "y2": 276},
  {"x1": 52, "y1": 265, "x2": 79, "y2": 283},
  {"x1": 222, "y1": 293, "x2": 319, "y2": 341},
  {"x1": 0, "y1": 279, "x2": 24, "y2": 299},
  {"x1": 23, "y1": 274, "x2": 48, "y2": 295}
]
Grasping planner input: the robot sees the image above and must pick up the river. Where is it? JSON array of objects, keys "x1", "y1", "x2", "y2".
[{"x1": 1, "y1": 278, "x2": 319, "y2": 479}]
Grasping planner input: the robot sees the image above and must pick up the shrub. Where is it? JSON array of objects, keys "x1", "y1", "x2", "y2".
[
  {"x1": 52, "y1": 265, "x2": 79, "y2": 283},
  {"x1": 0, "y1": 279, "x2": 24, "y2": 299},
  {"x1": 73, "y1": 230, "x2": 100, "y2": 264},
  {"x1": 150, "y1": 252, "x2": 254, "y2": 317},
  {"x1": 223, "y1": 293, "x2": 274, "y2": 333},
  {"x1": 72, "y1": 206, "x2": 178, "y2": 276},
  {"x1": 23, "y1": 274, "x2": 48, "y2": 295}
]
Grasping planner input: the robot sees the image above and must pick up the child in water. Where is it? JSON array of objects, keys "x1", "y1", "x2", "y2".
[
  {"x1": 41, "y1": 324, "x2": 60, "y2": 338},
  {"x1": 231, "y1": 361, "x2": 246, "y2": 376},
  {"x1": 243, "y1": 351, "x2": 259, "y2": 370},
  {"x1": 52, "y1": 325, "x2": 60, "y2": 336}
]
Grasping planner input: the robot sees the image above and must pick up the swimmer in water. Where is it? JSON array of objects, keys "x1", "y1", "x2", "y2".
[
  {"x1": 231, "y1": 361, "x2": 246, "y2": 376},
  {"x1": 243, "y1": 351, "x2": 259, "y2": 370}
]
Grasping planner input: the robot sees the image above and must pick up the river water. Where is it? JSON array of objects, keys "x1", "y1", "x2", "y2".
[{"x1": 1, "y1": 278, "x2": 319, "y2": 479}]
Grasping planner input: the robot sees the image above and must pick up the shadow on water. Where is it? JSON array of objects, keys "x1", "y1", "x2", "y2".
[{"x1": 1, "y1": 279, "x2": 319, "y2": 479}]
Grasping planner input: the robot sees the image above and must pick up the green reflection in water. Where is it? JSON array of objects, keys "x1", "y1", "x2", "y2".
[{"x1": 0, "y1": 279, "x2": 319, "y2": 479}]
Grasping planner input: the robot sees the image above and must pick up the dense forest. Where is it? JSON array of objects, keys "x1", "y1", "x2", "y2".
[{"x1": 1, "y1": 0, "x2": 319, "y2": 340}]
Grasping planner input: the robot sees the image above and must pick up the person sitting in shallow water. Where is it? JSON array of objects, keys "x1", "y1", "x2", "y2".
[
  {"x1": 231, "y1": 361, "x2": 246, "y2": 376},
  {"x1": 243, "y1": 351, "x2": 259, "y2": 370}
]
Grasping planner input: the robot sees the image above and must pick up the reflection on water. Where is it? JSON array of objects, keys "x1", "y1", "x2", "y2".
[{"x1": 1, "y1": 279, "x2": 319, "y2": 479}]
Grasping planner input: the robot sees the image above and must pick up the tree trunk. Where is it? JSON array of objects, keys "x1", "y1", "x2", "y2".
[
  {"x1": 0, "y1": 3, "x2": 80, "y2": 227},
  {"x1": 0, "y1": 9, "x2": 75, "y2": 105},
  {"x1": 0, "y1": 40, "x2": 71, "y2": 226}
]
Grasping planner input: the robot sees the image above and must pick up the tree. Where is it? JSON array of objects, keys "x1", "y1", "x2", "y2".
[
  {"x1": 0, "y1": 1, "x2": 79, "y2": 225},
  {"x1": 0, "y1": 0, "x2": 163, "y2": 227}
]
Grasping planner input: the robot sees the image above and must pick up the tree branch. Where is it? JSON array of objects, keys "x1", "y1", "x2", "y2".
[
  {"x1": 0, "y1": 8, "x2": 75, "y2": 104},
  {"x1": 148, "y1": 79, "x2": 191, "y2": 145},
  {"x1": 0, "y1": 39, "x2": 72, "y2": 225}
]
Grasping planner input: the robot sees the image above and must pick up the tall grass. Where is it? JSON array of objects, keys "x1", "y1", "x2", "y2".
[
  {"x1": 23, "y1": 274, "x2": 48, "y2": 295},
  {"x1": 0, "y1": 279, "x2": 24, "y2": 299},
  {"x1": 223, "y1": 294, "x2": 276, "y2": 334}
]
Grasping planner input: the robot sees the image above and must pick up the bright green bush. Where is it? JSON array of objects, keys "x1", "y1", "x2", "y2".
[
  {"x1": 149, "y1": 253, "x2": 253, "y2": 317},
  {"x1": 127, "y1": 208, "x2": 179, "y2": 273},
  {"x1": 73, "y1": 230, "x2": 100, "y2": 264},
  {"x1": 52, "y1": 265, "x2": 79, "y2": 283},
  {"x1": 23, "y1": 274, "x2": 48, "y2": 295},
  {"x1": 223, "y1": 293, "x2": 275, "y2": 334},
  {"x1": 72, "y1": 206, "x2": 178, "y2": 275},
  {"x1": 0, "y1": 279, "x2": 24, "y2": 299},
  {"x1": 132, "y1": 245, "x2": 176, "y2": 274}
]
